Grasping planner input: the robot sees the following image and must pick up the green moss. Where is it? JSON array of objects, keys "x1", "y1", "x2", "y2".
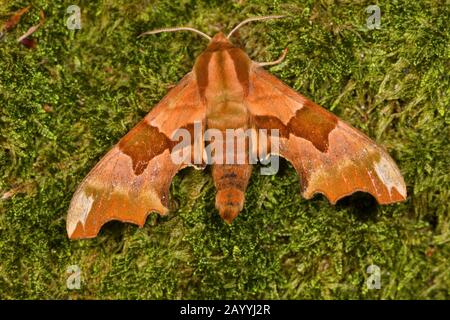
[{"x1": 0, "y1": 0, "x2": 448, "y2": 299}]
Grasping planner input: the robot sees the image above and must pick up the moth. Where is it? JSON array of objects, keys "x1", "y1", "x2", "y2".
[{"x1": 67, "y1": 16, "x2": 406, "y2": 239}]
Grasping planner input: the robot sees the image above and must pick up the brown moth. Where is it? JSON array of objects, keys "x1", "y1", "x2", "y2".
[{"x1": 67, "y1": 16, "x2": 406, "y2": 239}]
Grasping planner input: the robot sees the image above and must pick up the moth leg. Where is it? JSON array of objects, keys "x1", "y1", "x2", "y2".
[{"x1": 256, "y1": 48, "x2": 288, "y2": 67}]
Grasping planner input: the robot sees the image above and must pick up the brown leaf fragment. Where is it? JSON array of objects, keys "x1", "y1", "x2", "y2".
[
  {"x1": 2, "y1": 5, "x2": 31, "y2": 31},
  {"x1": 1, "y1": 183, "x2": 35, "y2": 200},
  {"x1": 17, "y1": 10, "x2": 45, "y2": 48},
  {"x1": 19, "y1": 37, "x2": 36, "y2": 48},
  {"x1": 43, "y1": 104, "x2": 53, "y2": 112}
]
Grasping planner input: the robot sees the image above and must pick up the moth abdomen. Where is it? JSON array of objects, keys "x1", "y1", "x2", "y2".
[{"x1": 212, "y1": 164, "x2": 252, "y2": 223}]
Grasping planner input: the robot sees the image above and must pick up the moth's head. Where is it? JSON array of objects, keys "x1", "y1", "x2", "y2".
[
  {"x1": 138, "y1": 15, "x2": 286, "y2": 49},
  {"x1": 211, "y1": 32, "x2": 228, "y2": 43},
  {"x1": 205, "y1": 32, "x2": 235, "y2": 52}
]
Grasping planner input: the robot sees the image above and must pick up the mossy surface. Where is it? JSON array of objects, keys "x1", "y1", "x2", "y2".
[{"x1": 0, "y1": 0, "x2": 449, "y2": 299}]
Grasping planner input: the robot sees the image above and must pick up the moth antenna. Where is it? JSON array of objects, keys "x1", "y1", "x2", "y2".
[
  {"x1": 138, "y1": 27, "x2": 212, "y2": 41},
  {"x1": 256, "y1": 48, "x2": 288, "y2": 67},
  {"x1": 227, "y1": 15, "x2": 287, "y2": 39}
]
